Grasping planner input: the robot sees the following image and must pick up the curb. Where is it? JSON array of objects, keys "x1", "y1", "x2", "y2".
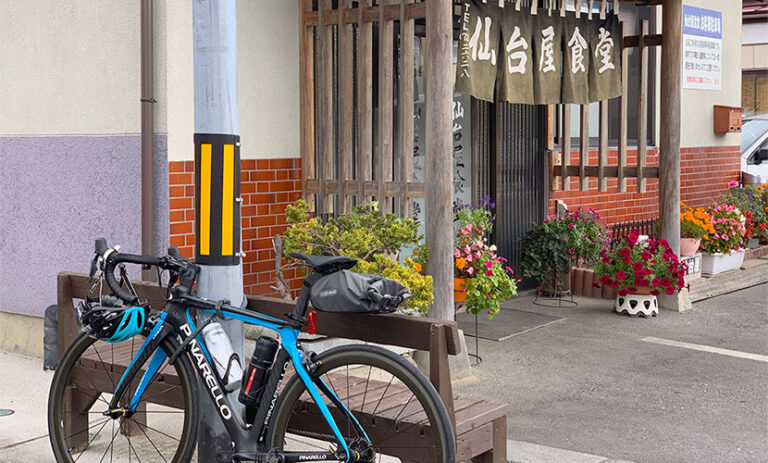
[{"x1": 507, "y1": 440, "x2": 636, "y2": 463}]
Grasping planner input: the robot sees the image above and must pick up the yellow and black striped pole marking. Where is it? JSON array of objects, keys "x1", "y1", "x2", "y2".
[{"x1": 194, "y1": 133, "x2": 241, "y2": 265}]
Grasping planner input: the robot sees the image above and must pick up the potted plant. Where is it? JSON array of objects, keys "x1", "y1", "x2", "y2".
[
  {"x1": 680, "y1": 202, "x2": 715, "y2": 256},
  {"x1": 594, "y1": 229, "x2": 687, "y2": 317},
  {"x1": 453, "y1": 197, "x2": 517, "y2": 318},
  {"x1": 720, "y1": 181, "x2": 767, "y2": 248},
  {"x1": 520, "y1": 208, "x2": 609, "y2": 295},
  {"x1": 699, "y1": 201, "x2": 749, "y2": 275},
  {"x1": 282, "y1": 200, "x2": 433, "y2": 314}
]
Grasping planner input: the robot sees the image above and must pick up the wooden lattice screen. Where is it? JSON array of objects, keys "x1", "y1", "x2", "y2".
[
  {"x1": 299, "y1": 0, "x2": 427, "y2": 217},
  {"x1": 549, "y1": 9, "x2": 663, "y2": 194}
]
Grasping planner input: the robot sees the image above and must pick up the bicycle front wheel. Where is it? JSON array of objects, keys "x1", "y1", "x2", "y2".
[
  {"x1": 48, "y1": 331, "x2": 199, "y2": 463},
  {"x1": 268, "y1": 345, "x2": 456, "y2": 463}
]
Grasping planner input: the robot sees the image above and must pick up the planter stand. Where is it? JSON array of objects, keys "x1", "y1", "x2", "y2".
[
  {"x1": 468, "y1": 313, "x2": 482, "y2": 366},
  {"x1": 614, "y1": 293, "x2": 658, "y2": 317},
  {"x1": 533, "y1": 272, "x2": 577, "y2": 308}
]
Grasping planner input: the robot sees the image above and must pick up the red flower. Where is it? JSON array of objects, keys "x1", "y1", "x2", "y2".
[
  {"x1": 641, "y1": 251, "x2": 652, "y2": 261},
  {"x1": 665, "y1": 287, "x2": 675, "y2": 295},
  {"x1": 621, "y1": 256, "x2": 632, "y2": 264},
  {"x1": 659, "y1": 239, "x2": 669, "y2": 248},
  {"x1": 618, "y1": 289, "x2": 628, "y2": 296},
  {"x1": 651, "y1": 289, "x2": 661, "y2": 296},
  {"x1": 619, "y1": 247, "x2": 631, "y2": 258},
  {"x1": 615, "y1": 271, "x2": 627, "y2": 281},
  {"x1": 602, "y1": 256, "x2": 610, "y2": 264},
  {"x1": 632, "y1": 262, "x2": 644, "y2": 272},
  {"x1": 638, "y1": 279, "x2": 650, "y2": 287},
  {"x1": 652, "y1": 277, "x2": 661, "y2": 287},
  {"x1": 600, "y1": 275, "x2": 613, "y2": 285},
  {"x1": 628, "y1": 287, "x2": 638, "y2": 293},
  {"x1": 661, "y1": 277, "x2": 671, "y2": 287},
  {"x1": 610, "y1": 281, "x2": 619, "y2": 289}
]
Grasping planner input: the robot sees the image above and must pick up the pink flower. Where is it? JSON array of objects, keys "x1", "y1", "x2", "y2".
[
  {"x1": 467, "y1": 267, "x2": 474, "y2": 275},
  {"x1": 728, "y1": 180, "x2": 739, "y2": 188},
  {"x1": 466, "y1": 255, "x2": 473, "y2": 262},
  {"x1": 454, "y1": 249, "x2": 461, "y2": 258},
  {"x1": 485, "y1": 260, "x2": 493, "y2": 270},
  {"x1": 569, "y1": 248, "x2": 575, "y2": 254},
  {"x1": 485, "y1": 270, "x2": 493, "y2": 276},
  {"x1": 568, "y1": 223, "x2": 575, "y2": 229},
  {"x1": 505, "y1": 266, "x2": 514, "y2": 274}
]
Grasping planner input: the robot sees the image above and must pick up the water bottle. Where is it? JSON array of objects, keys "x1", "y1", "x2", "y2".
[
  {"x1": 239, "y1": 336, "x2": 279, "y2": 424},
  {"x1": 201, "y1": 322, "x2": 243, "y2": 392}
]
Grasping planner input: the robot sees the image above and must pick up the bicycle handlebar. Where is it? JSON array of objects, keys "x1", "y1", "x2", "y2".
[{"x1": 94, "y1": 238, "x2": 190, "y2": 305}]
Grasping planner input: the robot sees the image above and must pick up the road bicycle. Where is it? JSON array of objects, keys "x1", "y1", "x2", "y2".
[{"x1": 47, "y1": 239, "x2": 456, "y2": 462}]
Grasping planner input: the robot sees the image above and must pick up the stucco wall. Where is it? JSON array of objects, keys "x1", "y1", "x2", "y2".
[
  {"x1": 0, "y1": 1, "x2": 145, "y2": 135},
  {"x1": 679, "y1": 0, "x2": 742, "y2": 148}
]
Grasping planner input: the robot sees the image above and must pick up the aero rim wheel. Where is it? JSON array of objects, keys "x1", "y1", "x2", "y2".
[
  {"x1": 269, "y1": 345, "x2": 456, "y2": 463},
  {"x1": 48, "y1": 331, "x2": 198, "y2": 463}
]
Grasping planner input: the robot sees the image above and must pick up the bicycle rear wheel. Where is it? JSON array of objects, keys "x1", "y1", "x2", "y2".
[
  {"x1": 48, "y1": 331, "x2": 199, "y2": 462},
  {"x1": 268, "y1": 345, "x2": 456, "y2": 463}
]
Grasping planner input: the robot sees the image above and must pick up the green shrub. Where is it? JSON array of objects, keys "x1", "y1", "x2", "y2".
[{"x1": 282, "y1": 200, "x2": 432, "y2": 313}]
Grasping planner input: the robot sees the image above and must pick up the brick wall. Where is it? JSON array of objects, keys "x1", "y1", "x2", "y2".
[
  {"x1": 168, "y1": 158, "x2": 303, "y2": 297},
  {"x1": 549, "y1": 145, "x2": 741, "y2": 225}
]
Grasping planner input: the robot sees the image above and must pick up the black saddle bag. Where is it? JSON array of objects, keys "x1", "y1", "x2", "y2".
[{"x1": 309, "y1": 270, "x2": 411, "y2": 314}]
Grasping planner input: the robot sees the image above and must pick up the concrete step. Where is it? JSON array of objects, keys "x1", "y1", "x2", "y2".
[{"x1": 688, "y1": 258, "x2": 768, "y2": 302}]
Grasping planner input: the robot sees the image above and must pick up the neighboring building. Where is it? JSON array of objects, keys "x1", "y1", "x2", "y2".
[
  {"x1": 0, "y1": 0, "x2": 744, "y2": 355},
  {"x1": 742, "y1": 0, "x2": 768, "y2": 115}
]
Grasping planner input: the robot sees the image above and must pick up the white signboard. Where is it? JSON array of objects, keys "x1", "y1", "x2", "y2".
[{"x1": 682, "y1": 5, "x2": 722, "y2": 90}]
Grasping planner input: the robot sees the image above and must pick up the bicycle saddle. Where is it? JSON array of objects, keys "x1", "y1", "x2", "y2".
[{"x1": 290, "y1": 252, "x2": 358, "y2": 274}]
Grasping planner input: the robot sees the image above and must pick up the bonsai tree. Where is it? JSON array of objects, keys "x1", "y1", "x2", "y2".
[{"x1": 282, "y1": 200, "x2": 433, "y2": 313}]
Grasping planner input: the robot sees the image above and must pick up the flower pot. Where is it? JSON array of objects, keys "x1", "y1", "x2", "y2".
[
  {"x1": 680, "y1": 238, "x2": 701, "y2": 257},
  {"x1": 701, "y1": 250, "x2": 745, "y2": 275},
  {"x1": 614, "y1": 292, "x2": 658, "y2": 317},
  {"x1": 454, "y1": 277, "x2": 468, "y2": 303},
  {"x1": 537, "y1": 271, "x2": 572, "y2": 297}
]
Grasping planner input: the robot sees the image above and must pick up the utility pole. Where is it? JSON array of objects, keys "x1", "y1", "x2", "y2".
[{"x1": 193, "y1": 0, "x2": 244, "y2": 461}]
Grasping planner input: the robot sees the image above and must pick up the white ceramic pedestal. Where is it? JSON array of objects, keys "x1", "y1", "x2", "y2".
[{"x1": 615, "y1": 294, "x2": 658, "y2": 317}]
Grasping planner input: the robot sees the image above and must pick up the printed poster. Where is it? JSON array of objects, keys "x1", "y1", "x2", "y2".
[{"x1": 682, "y1": 5, "x2": 722, "y2": 90}]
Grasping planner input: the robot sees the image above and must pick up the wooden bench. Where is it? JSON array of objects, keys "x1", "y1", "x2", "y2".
[{"x1": 58, "y1": 272, "x2": 508, "y2": 462}]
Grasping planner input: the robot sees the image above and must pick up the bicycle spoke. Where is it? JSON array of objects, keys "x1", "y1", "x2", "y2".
[
  {"x1": 136, "y1": 419, "x2": 169, "y2": 462},
  {"x1": 73, "y1": 417, "x2": 111, "y2": 463},
  {"x1": 370, "y1": 375, "x2": 396, "y2": 416},
  {"x1": 91, "y1": 347, "x2": 117, "y2": 391},
  {"x1": 359, "y1": 366, "x2": 373, "y2": 415},
  {"x1": 377, "y1": 393, "x2": 416, "y2": 444},
  {"x1": 96, "y1": 420, "x2": 117, "y2": 463},
  {"x1": 133, "y1": 420, "x2": 181, "y2": 442}
]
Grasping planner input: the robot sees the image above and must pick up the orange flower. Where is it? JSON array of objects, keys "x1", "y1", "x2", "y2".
[{"x1": 456, "y1": 258, "x2": 467, "y2": 270}]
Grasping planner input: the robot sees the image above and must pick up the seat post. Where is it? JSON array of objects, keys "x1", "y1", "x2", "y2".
[{"x1": 291, "y1": 270, "x2": 323, "y2": 322}]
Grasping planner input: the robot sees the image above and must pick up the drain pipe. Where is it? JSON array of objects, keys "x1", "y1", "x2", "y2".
[{"x1": 141, "y1": 0, "x2": 156, "y2": 279}]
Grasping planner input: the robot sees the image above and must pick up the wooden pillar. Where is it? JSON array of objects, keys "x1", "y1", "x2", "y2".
[
  {"x1": 425, "y1": 0, "x2": 454, "y2": 321},
  {"x1": 659, "y1": 0, "x2": 682, "y2": 255}
]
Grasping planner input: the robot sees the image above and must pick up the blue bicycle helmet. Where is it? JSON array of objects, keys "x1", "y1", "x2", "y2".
[{"x1": 79, "y1": 299, "x2": 149, "y2": 343}]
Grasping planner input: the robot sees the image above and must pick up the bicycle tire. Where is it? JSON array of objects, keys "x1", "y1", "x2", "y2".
[
  {"x1": 268, "y1": 344, "x2": 456, "y2": 463},
  {"x1": 48, "y1": 331, "x2": 199, "y2": 463}
]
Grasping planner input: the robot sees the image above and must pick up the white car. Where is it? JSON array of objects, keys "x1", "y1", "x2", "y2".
[{"x1": 741, "y1": 115, "x2": 768, "y2": 186}]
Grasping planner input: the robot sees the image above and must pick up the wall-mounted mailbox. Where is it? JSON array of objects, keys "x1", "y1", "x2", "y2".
[{"x1": 713, "y1": 105, "x2": 742, "y2": 133}]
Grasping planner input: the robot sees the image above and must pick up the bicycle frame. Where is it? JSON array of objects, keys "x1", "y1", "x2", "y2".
[{"x1": 106, "y1": 299, "x2": 366, "y2": 462}]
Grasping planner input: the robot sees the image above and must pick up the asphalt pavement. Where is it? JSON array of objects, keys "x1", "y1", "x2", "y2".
[{"x1": 454, "y1": 283, "x2": 768, "y2": 463}]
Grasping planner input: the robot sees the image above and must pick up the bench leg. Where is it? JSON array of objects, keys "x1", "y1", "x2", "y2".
[
  {"x1": 472, "y1": 417, "x2": 507, "y2": 463},
  {"x1": 63, "y1": 386, "x2": 98, "y2": 452}
]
